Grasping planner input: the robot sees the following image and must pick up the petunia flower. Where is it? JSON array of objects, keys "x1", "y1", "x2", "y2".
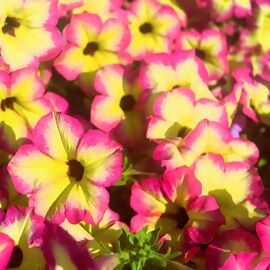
[
  {"x1": 147, "y1": 87, "x2": 228, "y2": 140},
  {"x1": 8, "y1": 112, "x2": 122, "y2": 225},
  {"x1": 91, "y1": 64, "x2": 142, "y2": 132},
  {"x1": 0, "y1": 0, "x2": 62, "y2": 71},
  {"x1": 139, "y1": 51, "x2": 215, "y2": 101},
  {"x1": 193, "y1": 153, "x2": 267, "y2": 229},
  {"x1": 205, "y1": 230, "x2": 260, "y2": 270},
  {"x1": 0, "y1": 206, "x2": 45, "y2": 269},
  {"x1": 130, "y1": 167, "x2": 225, "y2": 246},
  {"x1": 153, "y1": 120, "x2": 259, "y2": 170},
  {"x1": 54, "y1": 12, "x2": 130, "y2": 80},
  {"x1": 126, "y1": 0, "x2": 181, "y2": 59},
  {"x1": 0, "y1": 68, "x2": 68, "y2": 153},
  {"x1": 224, "y1": 68, "x2": 270, "y2": 125},
  {"x1": 177, "y1": 29, "x2": 228, "y2": 80}
]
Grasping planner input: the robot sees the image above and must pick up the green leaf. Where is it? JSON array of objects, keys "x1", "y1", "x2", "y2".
[{"x1": 115, "y1": 225, "x2": 181, "y2": 270}]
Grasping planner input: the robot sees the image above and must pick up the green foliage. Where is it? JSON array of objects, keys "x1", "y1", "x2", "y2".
[
  {"x1": 114, "y1": 156, "x2": 156, "y2": 186},
  {"x1": 115, "y1": 225, "x2": 181, "y2": 270}
]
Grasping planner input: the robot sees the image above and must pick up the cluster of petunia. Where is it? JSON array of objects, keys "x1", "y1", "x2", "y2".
[{"x1": 1, "y1": 0, "x2": 270, "y2": 269}]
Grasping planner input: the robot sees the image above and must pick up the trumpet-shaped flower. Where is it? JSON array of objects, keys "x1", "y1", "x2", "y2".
[
  {"x1": 131, "y1": 167, "x2": 225, "y2": 245},
  {"x1": 154, "y1": 120, "x2": 259, "y2": 169},
  {"x1": 91, "y1": 64, "x2": 142, "y2": 132},
  {"x1": 54, "y1": 12, "x2": 130, "y2": 80},
  {"x1": 0, "y1": 206, "x2": 45, "y2": 269},
  {"x1": 0, "y1": 68, "x2": 67, "y2": 153},
  {"x1": 126, "y1": 0, "x2": 180, "y2": 59},
  {"x1": 0, "y1": 0, "x2": 62, "y2": 71},
  {"x1": 177, "y1": 29, "x2": 228, "y2": 80},
  {"x1": 193, "y1": 153, "x2": 267, "y2": 228},
  {"x1": 139, "y1": 51, "x2": 215, "y2": 100},
  {"x1": 8, "y1": 112, "x2": 122, "y2": 225},
  {"x1": 147, "y1": 87, "x2": 228, "y2": 140}
]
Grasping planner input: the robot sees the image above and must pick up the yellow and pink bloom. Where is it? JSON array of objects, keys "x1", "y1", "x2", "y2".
[
  {"x1": 130, "y1": 167, "x2": 225, "y2": 245},
  {"x1": 54, "y1": 12, "x2": 130, "y2": 80},
  {"x1": 139, "y1": 51, "x2": 215, "y2": 100},
  {"x1": 0, "y1": 68, "x2": 67, "y2": 153},
  {"x1": 147, "y1": 87, "x2": 228, "y2": 140},
  {"x1": 177, "y1": 29, "x2": 228, "y2": 80},
  {"x1": 126, "y1": 0, "x2": 181, "y2": 59},
  {"x1": 0, "y1": 206, "x2": 45, "y2": 269},
  {"x1": 8, "y1": 112, "x2": 122, "y2": 225},
  {"x1": 154, "y1": 120, "x2": 259, "y2": 169},
  {"x1": 0, "y1": 0, "x2": 62, "y2": 71},
  {"x1": 91, "y1": 64, "x2": 142, "y2": 132}
]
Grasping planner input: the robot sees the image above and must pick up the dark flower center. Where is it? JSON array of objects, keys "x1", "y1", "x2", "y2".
[
  {"x1": 7, "y1": 246, "x2": 23, "y2": 268},
  {"x1": 67, "y1": 159, "x2": 84, "y2": 182},
  {"x1": 2, "y1": 17, "x2": 20, "y2": 37},
  {"x1": 83, "y1": 42, "x2": 99, "y2": 56},
  {"x1": 171, "y1": 84, "x2": 180, "y2": 90},
  {"x1": 119, "y1": 94, "x2": 136, "y2": 112},
  {"x1": 139, "y1": 23, "x2": 153, "y2": 34},
  {"x1": 177, "y1": 127, "x2": 190, "y2": 138},
  {"x1": 1, "y1": 97, "x2": 17, "y2": 111},
  {"x1": 161, "y1": 207, "x2": 189, "y2": 230},
  {"x1": 195, "y1": 49, "x2": 206, "y2": 60},
  {"x1": 177, "y1": 207, "x2": 189, "y2": 229}
]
